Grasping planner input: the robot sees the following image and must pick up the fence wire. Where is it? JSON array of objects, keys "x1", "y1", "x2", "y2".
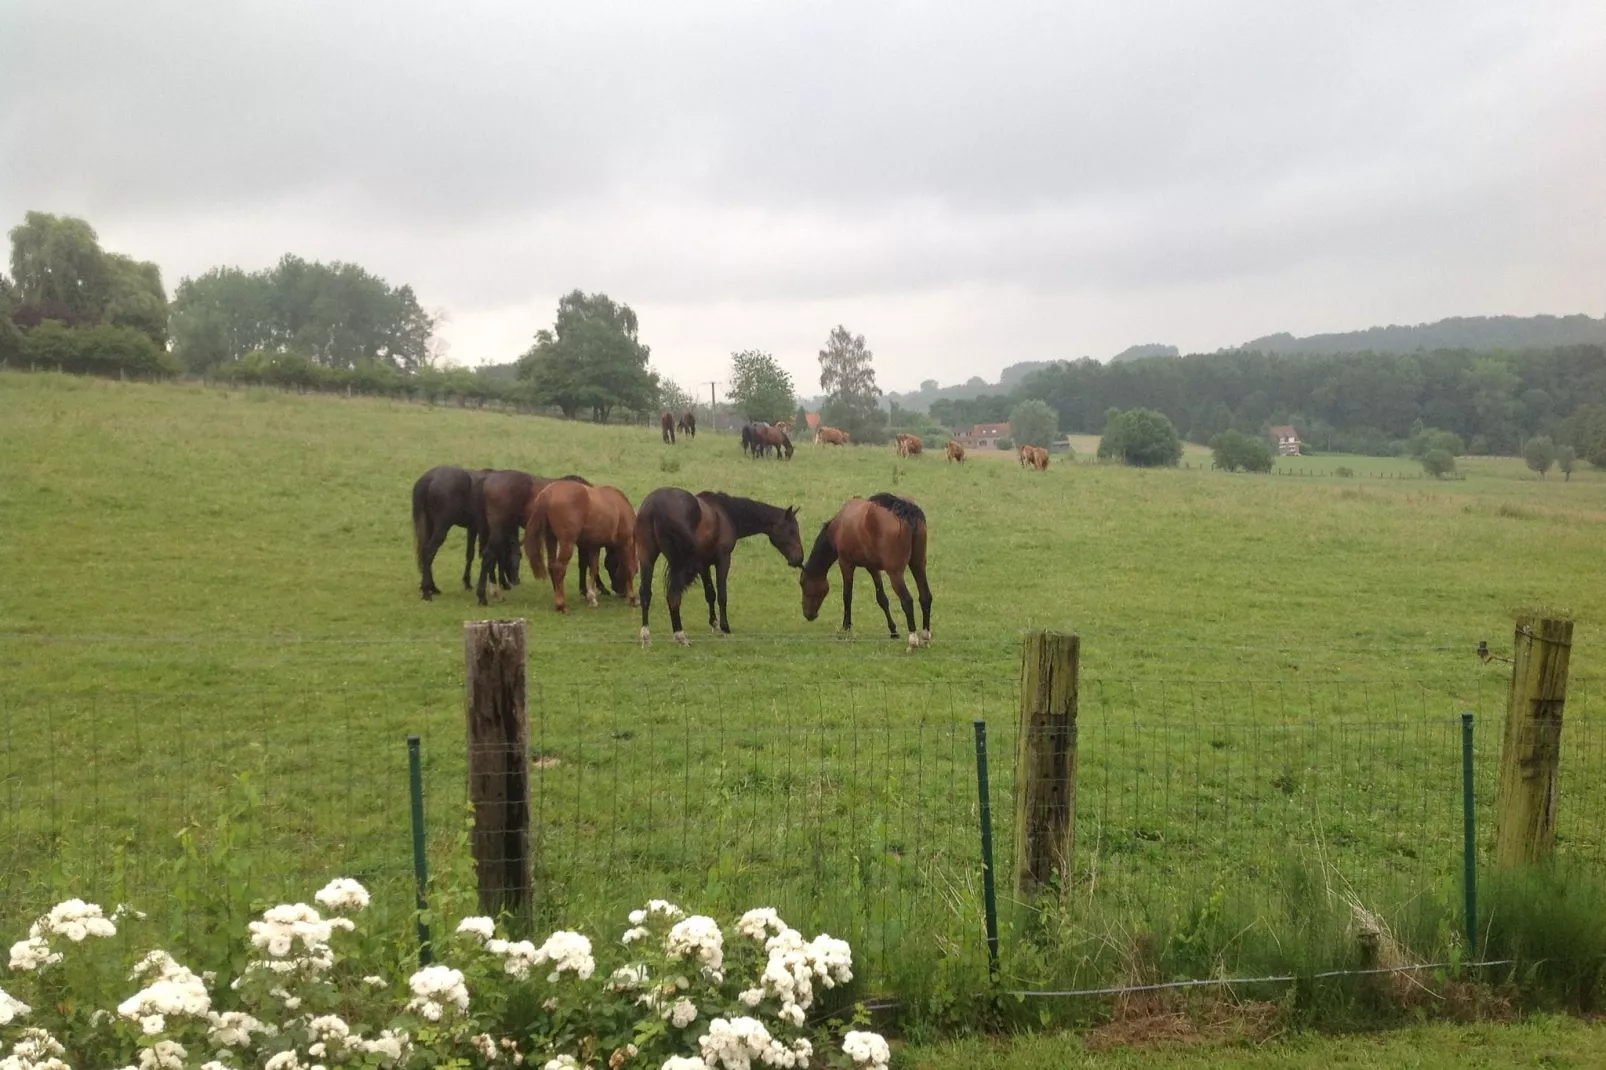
[{"x1": 1, "y1": 672, "x2": 1603, "y2": 990}]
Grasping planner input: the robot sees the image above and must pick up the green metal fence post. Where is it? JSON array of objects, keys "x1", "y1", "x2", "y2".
[
  {"x1": 1461, "y1": 712, "x2": 1477, "y2": 954},
  {"x1": 973, "y1": 719, "x2": 1000, "y2": 977},
  {"x1": 408, "y1": 735, "x2": 433, "y2": 967}
]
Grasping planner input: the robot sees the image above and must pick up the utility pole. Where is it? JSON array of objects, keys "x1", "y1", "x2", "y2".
[{"x1": 703, "y1": 382, "x2": 718, "y2": 427}]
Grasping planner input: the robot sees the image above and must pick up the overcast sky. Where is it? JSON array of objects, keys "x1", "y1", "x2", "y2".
[{"x1": 3, "y1": 1, "x2": 1603, "y2": 394}]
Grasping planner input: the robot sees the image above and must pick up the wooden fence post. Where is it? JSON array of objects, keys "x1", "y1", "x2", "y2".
[
  {"x1": 1013, "y1": 630, "x2": 1079, "y2": 900},
  {"x1": 1494, "y1": 615, "x2": 1573, "y2": 867},
  {"x1": 464, "y1": 619, "x2": 532, "y2": 923}
]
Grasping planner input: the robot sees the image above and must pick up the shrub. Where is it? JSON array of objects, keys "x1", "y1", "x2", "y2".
[
  {"x1": 1098, "y1": 408, "x2": 1183, "y2": 467},
  {"x1": 1008, "y1": 399, "x2": 1057, "y2": 449},
  {"x1": 1481, "y1": 864, "x2": 1606, "y2": 1011},
  {"x1": 1557, "y1": 445, "x2": 1576, "y2": 481},
  {"x1": 1421, "y1": 448, "x2": 1456, "y2": 478},
  {"x1": 1524, "y1": 435, "x2": 1556, "y2": 479},
  {"x1": 994, "y1": 437, "x2": 1014, "y2": 451},
  {"x1": 0, "y1": 886, "x2": 891, "y2": 1070},
  {"x1": 1334, "y1": 466, "x2": 1355, "y2": 478},
  {"x1": 1408, "y1": 428, "x2": 1464, "y2": 459},
  {"x1": 1208, "y1": 429, "x2": 1274, "y2": 473}
]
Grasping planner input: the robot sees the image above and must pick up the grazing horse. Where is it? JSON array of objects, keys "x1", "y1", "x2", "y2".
[
  {"x1": 660, "y1": 412, "x2": 676, "y2": 444},
  {"x1": 678, "y1": 410, "x2": 697, "y2": 438},
  {"x1": 635, "y1": 489, "x2": 802, "y2": 647},
  {"x1": 800, "y1": 493, "x2": 933, "y2": 648},
  {"x1": 945, "y1": 441, "x2": 966, "y2": 464},
  {"x1": 473, "y1": 471, "x2": 624, "y2": 605},
  {"x1": 815, "y1": 426, "x2": 850, "y2": 446},
  {"x1": 895, "y1": 433, "x2": 924, "y2": 458},
  {"x1": 1018, "y1": 445, "x2": 1049, "y2": 470},
  {"x1": 524, "y1": 481, "x2": 639, "y2": 613},
  {"x1": 413, "y1": 465, "x2": 492, "y2": 599},
  {"x1": 749, "y1": 422, "x2": 794, "y2": 459}
]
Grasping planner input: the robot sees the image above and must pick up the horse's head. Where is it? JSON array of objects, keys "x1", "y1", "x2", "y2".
[
  {"x1": 800, "y1": 566, "x2": 829, "y2": 621},
  {"x1": 770, "y1": 506, "x2": 804, "y2": 568}
]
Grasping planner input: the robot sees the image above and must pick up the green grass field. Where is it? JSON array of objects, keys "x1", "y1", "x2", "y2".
[{"x1": 3, "y1": 370, "x2": 1605, "y2": 1000}]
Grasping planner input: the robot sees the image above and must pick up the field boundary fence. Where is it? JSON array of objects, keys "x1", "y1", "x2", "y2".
[{"x1": 2, "y1": 620, "x2": 1604, "y2": 995}]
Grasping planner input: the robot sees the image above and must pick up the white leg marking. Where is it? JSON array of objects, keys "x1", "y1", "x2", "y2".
[
  {"x1": 674, "y1": 630, "x2": 691, "y2": 647},
  {"x1": 907, "y1": 632, "x2": 920, "y2": 650},
  {"x1": 640, "y1": 626, "x2": 651, "y2": 649}
]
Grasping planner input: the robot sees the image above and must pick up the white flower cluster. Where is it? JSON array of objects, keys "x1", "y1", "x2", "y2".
[
  {"x1": 456, "y1": 916, "x2": 496, "y2": 942},
  {"x1": 841, "y1": 1031, "x2": 889, "y2": 1068},
  {"x1": 622, "y1": 899, "x2": 686, "y2": 943},
  {"x1": 207, "y1": 1009, "x2": 273, "y2": 1050},
  {"x1": 117, "y1": 951, "x2": 211, "y2": 1035},
  {"x1": 666, "y1": 916, "x2": 724, "y2": 978},
  {"x1": 0, "y1": 987, "x2": 30, "y2": 1026},
  {"x1": 406, "y1": 964, "x2": 470, "y2": 1022},
  {"x1": 8, "y1": 898, "x2": 118, "y2": 974},
  {"x1": 245, "y1": 902, "x2": 353, "y2": 977},
  {"x1": 481, "y1": 930, "x2": 596, "y2": 983},
  {"x1": 734, "y1": 909, "x2": 787, "y2": 942},
  {"x1": 667, "y1": 996, "x2": 698, "y2": 1028},
  {"x1": 661, "y1": 1058, "x2": 709, "y2": 1070},
  {"x1": 696, "y1": 1016, "x2": 811, "y2": 1070},
  {"x1": 138, "y1": 1039, "x2": 188, "y2": 1069},
  {"x1": 313, "y1": 877, "x2": 371, "y2": 913},
  {"x1": 2, "y1": 1028, "x2": 68, "y2": 1070},
  {"x1": 733, "y1": 911, "x2": 853, "y2": 1030}
]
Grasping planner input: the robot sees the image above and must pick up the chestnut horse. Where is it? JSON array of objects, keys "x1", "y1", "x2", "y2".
[
  {"x1": 800, "y1": 493, "x2": 932, "y2": 648},
  {"x1": 677, "y1": 410, "x2": 697, "y2": 438},
  {"x1": 473, "y1": 471, "x2": 622, "y2": 605},
  {"x1": 660, "y1": 412, "x2": 676, "y2": 444},
  {"x1": 524, "y1": 481, "x2": 639, "y2": 613},
  {"x1": 412, "y1": 465, "x2": 491, "y2": 600},
  {"x1": 895, "y1": 433, "x2": 924, "y2": 458},
  {"x1": 635, "y1": 488, "x2": 802, "y2": 647},
  {"x1": 945, "y1": 441, "x2": 966, "y2": 464},
  {"x1": 749, "y1": 422, "x2": 793, "y2": 459},
  {"x1": 815, "y1": 426, "x2": 850, "y2": 446},
  {"x1": 1018, "y1": 445, "x2": 1048, "y2": 470}
]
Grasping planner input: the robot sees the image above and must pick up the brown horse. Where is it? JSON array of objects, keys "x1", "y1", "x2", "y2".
[
  {"x1": 815, "y1": 426, "x2": 850, "y2": 446},
  {"x1": 744, "y1": 422, "x2": 792, "y2": 459},
  {"x1": 473, "y1": 471, "x2": 623, "y2": 605},
  {"x1": 635, "y1": 488, "x2": 802, "y2": 647},
  {"x1": 1027, "y1": 446, "x2": 1050, "y2": 470},
  {"x1": 412, "y1": 465, "x2": 491, "y2": 599},
  {"x1": 895, "y1": 433, "x2": 924, "y2": 458},
  {"x1": 677, "y1": 410, "x2": 697, "y2": 438},
  {"x1": 524, "y1": 482, "x2": 639, "y2": 613},
  {"x1": 800, "y1": 493, "x2": 932, "y2": 648},
  {"x1": 945, "y1": 441, "x2": 966, "y2": 464},
  {"x1": 660, "y1": 412, "x2": 676, "y2": 444}
]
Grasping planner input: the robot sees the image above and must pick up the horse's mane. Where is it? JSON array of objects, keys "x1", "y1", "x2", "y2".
[
  {"x1": 558, "y1": 474, "x2": 593, "y2": 485},
  {"x1": 697, "y1": 491, "x2": 787, "y2": 531},
  {"x1": 801, "y1": 520, "x2": 838, "y2": 576},
  {"x1": 869, "y1": 492, "x2": 926, "y2": 529}
]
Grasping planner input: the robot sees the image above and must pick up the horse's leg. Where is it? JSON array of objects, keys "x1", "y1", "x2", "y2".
[
  {"x1": 420, "y1": 518, "x2": 449, "y2": 599},
  {"x1": 581, "y1": 545, "x2": 600, "y2": 608},
  {"x1": 869, "y1": 570, "x2": 898, "y2": 639},
  {"x1": 700, "y1": 566, "x2": 718, "y2": 632},
  {"x1": 550, "y1": 539, "x2": 574, "y2": 613},
  {"x1": 460, "y1": 525, "x2": 477, "y2": 592},
  {"x1": 667, "y1": 565, "x2": 690, "y2": 647},
  {"x1": 714, "y1": 553, "x2": 732, "y2": 634},
  {"x1": 638, "y1": 545, "x2": 656, "y2": 647},
  {"x1": 475, "y1": 531, "x2": 498, "y2": 605},
  {"x1": 888, "y1": 569, "x2": 919, "y2": 649},
  {"x1": 838, "y1": 561, "x2": 855, "y2": 632}
]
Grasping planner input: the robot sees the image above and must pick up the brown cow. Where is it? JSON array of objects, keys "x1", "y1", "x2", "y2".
[
  {"x1": 815, "y1": 427, "x2": 851, "y2": 446},
  {"x1": 895, "y1": 433, "x2": 924, "y2": 458}
]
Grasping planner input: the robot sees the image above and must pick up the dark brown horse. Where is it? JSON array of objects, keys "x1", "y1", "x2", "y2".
[
  {"x1": 473, "y1": 471, "x2": 623, "y2": 605},
  {"x1": 800, "y1": 493, "x2": 932, "y2": 648},
  {"x1": 747, "y1": 422, "x2": 793, "y2": 460},
  {"x1": 412, "y1": 465, "x2": 491, "y2": 600},
  {"x1": 524, "y1": 482, "x2": 639, "y2": 613},
  {"x1": 677, "y1": 411, "x2": 697, "y2": 438},
  {"x1": 635, "y1": 489, "x2": 802, "y2": 647},
  {"x1": 661, "y1": 412, "x2": 677, "y2": 444}
]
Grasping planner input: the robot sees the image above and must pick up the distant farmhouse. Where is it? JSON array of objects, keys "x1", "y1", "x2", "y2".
[{"x1": 1269, "y1": 425, "x2": 1301, "y2": 456}]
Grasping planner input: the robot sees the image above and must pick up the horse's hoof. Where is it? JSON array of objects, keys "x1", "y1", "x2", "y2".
[
  {"x1": 907, "y1": 633, "x2": 921, "y2": 650},
  {"x1": 921, "y1": 630, "x2": 932, "y2": 646},
  {"x1": 710, "y1": 623, "x2": 721, "y2": 635},
  {"x1": 674, "y1": 631, "x2": 691, "y2": 647},
  {"x1": 586, "y1": 594, "x2": 599, "y2": 609},
  {"x1": 640, "y1": 626, "x2": 651, "y2": 649}
]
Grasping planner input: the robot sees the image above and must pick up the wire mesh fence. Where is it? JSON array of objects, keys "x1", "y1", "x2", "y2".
[{"x1": 2, "y1": 667, "x2": 1604, "y2": 990}]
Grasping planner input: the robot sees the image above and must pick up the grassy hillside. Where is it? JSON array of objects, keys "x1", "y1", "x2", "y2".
[{"x1": 3, "y1": 369, "x2": 1605, "y2": 996}]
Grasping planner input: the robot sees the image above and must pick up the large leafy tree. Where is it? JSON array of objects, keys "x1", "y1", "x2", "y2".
[
  {"x1": 817, "y1": 325, "x2": 886, "y2": 443},
  {"x1": 8, "y1": 211, "x2": 167, "y2": 347},
  {"x1": 1009, "y1": 398, "x2": 1058, "y2": 448},
  {"x1": 517, "y1": 290, "x2": 658, "y2": 422},
  {"x1": 169, "y1": 255, "x2": 433, "y2": 373},
  {"x1": 658, "y1": 378, "x2": 694, "y2": 415},
  {"x1": 0, "y1": 275, "x2": 22, "y2": 363},
  {"x1": 1097, "y1": 407, "x2": 1183, "y2": 467},
  {"x1": 728, "y1": 349, "x2": 795, "y2": 423}
]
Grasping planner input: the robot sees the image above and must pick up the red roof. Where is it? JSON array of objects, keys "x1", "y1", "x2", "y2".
[
  {"x1": 1269, "y1": 425, "x2": 1299, "y2": 438},
  {"x1": 970, "y1": 423, "x2": 1010, "y2": 437},
  {"x1": 805, "y1": 412, "x2": 821, "y2": 429}
]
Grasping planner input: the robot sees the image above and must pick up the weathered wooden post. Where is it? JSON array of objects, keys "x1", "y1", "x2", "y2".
[
  {"x1": 464, "y1": 619, "x2": 532, "y2": 923},
  {"x1": 1013, "y1": 630, "x2": 1079, "y2": 899},
  {"x1": 1493, "y1": 615, "x2": 1573, "y2": 867}
]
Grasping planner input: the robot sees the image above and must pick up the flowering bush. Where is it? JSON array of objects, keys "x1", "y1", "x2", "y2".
[{"x1": 1, "y1": 886, "x2": 892, "y2": 1069}]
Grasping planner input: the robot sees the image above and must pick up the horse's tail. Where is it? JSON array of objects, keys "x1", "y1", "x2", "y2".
[
  {"x1": 411, "y1": 476, "x2": 431, "y2": 570},
  {"x1": 652, "y1": 502, "x2": 703, "y2": 589},
  {"x1": 525, "y1": 492, "x2": 552, "y2": 578}
]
